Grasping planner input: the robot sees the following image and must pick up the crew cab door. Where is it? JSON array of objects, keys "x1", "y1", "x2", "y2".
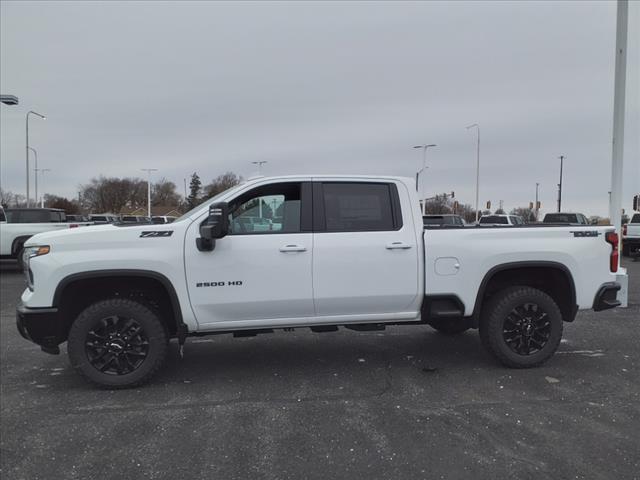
[
  {"x1": 312, "y1": 180, "x2": 421, "y2": 318},
  {"x1": 185, "y1": 181, "x2": 314, "y2": 326}
]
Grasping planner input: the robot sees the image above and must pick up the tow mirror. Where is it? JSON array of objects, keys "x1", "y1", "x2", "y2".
[{"x1": 196, "y1": 202, "x2": 229, "y2": 252}]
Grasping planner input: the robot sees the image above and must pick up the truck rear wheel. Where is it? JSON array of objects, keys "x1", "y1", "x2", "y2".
[
  {"x1": 67, "y1": 298, "x2": 168, "y2": 388},
  {"x1": 479, "y1": 286, "x2": 563, "y2": 368}
]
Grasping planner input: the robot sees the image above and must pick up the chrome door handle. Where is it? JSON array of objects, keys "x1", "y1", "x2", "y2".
[
  {"x1": 385, "y1": 242, "x2": 412, "y2": 250},
  {"x1": 279, "y1": 244, "x2": 307, "y2": 252}
]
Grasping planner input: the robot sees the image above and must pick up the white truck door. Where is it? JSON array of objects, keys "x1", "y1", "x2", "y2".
[
  {"x1": 185, "y1": 181, "x2": 315, "y2": 325},
  {"x1": 312, "y1": 181, "x2": 420, "y2": 317}
]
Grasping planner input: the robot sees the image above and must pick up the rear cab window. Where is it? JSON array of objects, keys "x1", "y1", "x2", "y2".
[{"x1": 315, "y1": 182, "x2": 402, "y2": 232}]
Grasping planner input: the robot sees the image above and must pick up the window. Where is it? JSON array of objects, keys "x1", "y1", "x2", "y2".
[
  {"x1": 479, "y1": 216, "x2": 508, "y2": 224},
  {"x1": 229, "y1": 182, "x2": 302, "y2": 234},
  {"x1": 321, "y1": 183, "x2": 398, "y2": 232},
  {"x1": 0, "y1": 209, "x2": 5, "y2": 222},
  {"x1": 631, "y1": 214, "x2": 640, "y2": 224}
]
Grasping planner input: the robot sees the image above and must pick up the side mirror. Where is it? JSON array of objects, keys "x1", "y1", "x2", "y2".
[{"x1": 196, "y1": 202, "x2": 229, "y2": 252}]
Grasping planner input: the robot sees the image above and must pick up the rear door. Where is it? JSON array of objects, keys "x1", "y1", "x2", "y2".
[{"x1": 312, "y1": 180, "x2": 420, "y2": 317}]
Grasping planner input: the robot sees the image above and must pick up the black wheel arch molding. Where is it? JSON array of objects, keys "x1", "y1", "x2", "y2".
[
  {"x1": 52, "y1": 269, "x2": 188, "y2": 340},
  {"x1": 470, "y1": 261, "x2": 578, "y2": 323}
]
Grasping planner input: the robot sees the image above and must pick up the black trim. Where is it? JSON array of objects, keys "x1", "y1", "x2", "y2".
[
  {"x1": 52, "y1": 269, "x2": 186, "y2": 336},
  {"x1": 471, "y1": 261, "x2": 577, "y2": 322},
  {"x1": 300, "y1": 182, "x2": 313, "y2": 233},
  {"x1": 312, "y1": 182, "x2": 326, "y2": 232},
  {"x1": 422, "y1": 294, "x2": 466, "y2": 320},
  {"x1": 592, "y1": 282, "x2": 621, "y2": 311},
  {"x1": 16, "y1": 302, "x2": 64, "y2": 351},
  {"x1": 11, "y1": 235, "x2": 32, "y2": 257},
  {"x1": 389, "y1": 183, "x2": 403, "y2": 230}
]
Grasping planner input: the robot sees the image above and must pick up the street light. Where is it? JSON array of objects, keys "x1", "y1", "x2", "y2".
[
  {"x1": 39, "y1": 169, "x2": 51, "y2": 208},
  {"x1": 28, "y1": 147, "x2": 39, "y2": 206},
  {"x1": 413, "y1": 144, "x2": 437, "y2": 215},
  {"x1": 466, "y1": 124, "x2": 480, "y2": 223},
  {"x1": 26, "y1": 111, "x2": 46, "y2": 207},
  {"x1": 0, "y1": 95, "x2": 19, "y2": 105},
  {"x1": 141, "y1": 168, "x2": 158, "y2": 218},
  {"x1": 252, "y1": 161, "x2": 268, "y2": 176}
]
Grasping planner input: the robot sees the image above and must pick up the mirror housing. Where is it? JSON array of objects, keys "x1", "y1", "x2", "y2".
[{"x1": 196, "y1": 202, "x2": 229, "y2": 251}]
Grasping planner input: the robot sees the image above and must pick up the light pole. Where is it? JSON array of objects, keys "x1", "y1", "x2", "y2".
[
  {"x1": 413, "y1": 144, "x2": 437, "y2": 215},
  {"x1": 557, "y1": 155, "x2": 564, "y2": 213},
  {"x1": 26, "y1": 111, "x2": 46, "y2": 207},
  {"x1": 535, "y1": 182, "x2": 540, "y2": 221},
  {"x1": 28, "y1": 147, "x2": 39, "y2": 206},
  {"x1": 39, "y1": 169, "x2": 51, "y2": 208},
  {"x1": 141, "y1": 168, "x2": 158, "y2": 218},
  {"x1": 466, "y1": 124, "x2": 480, "y2": 223},
  {"x1": 252, "y1": 161, "x2": 267, "y2": 176}
]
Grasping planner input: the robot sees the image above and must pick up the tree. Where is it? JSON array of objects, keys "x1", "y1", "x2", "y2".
[
  {"x1": 152, "y1": 178, "x2": 180, "y2": 206},
  {"x1": 494, "y1": 208, "x2": 505, "y2": 215},
  {"x1": 187, "y1": 173, "x2": 202, "y2": 209},
  {"x1": 204, "y1": 172, "x2": 242, "y2": 200},
  {"x1": 44, "y1": 194, "x2": 80, "y2": 214},
  {"x1": 510, "y1": 207, "x2": 536, "y2": 223},
  {"x1": 80, "y1": 176, "x2": 147, "y2": 213}
]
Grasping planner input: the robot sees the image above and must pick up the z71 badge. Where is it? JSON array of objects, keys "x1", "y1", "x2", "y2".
[
  {"x1": 571, "y1": 231, "x2": 600, "y2": 237},
  {"x1": 140, "y1": 231, "x2": 173, "y2": 238}
]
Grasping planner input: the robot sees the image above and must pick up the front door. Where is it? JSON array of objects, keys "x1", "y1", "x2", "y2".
[{"x1": 185, "y1": 181, "x2": 314, "y2": 327}]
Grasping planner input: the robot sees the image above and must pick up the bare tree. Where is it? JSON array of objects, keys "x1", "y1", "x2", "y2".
[
  {"x1": 152, "y1": 178, "x2": 180, "y2": 206},
  {"x1": 204, "y1": 172, "x2": 243, "y2": 200},
  {"x1": 80, "y1": 176, "x2": 147, "y2": 213},
  {"x1": 510, "y1": 207, "x2": 536, "y2": 223}
]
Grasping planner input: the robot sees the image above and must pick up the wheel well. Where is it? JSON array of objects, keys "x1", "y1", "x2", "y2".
[
  {"x1": 476, "y1": 266, "x2": 577, "y2": 322},
  {"x1": 56, "y1": 275, "x2": 179, "y2": 342},
  {"x1": 12, "y1": 236, "x2": 31, "y2": 256}
]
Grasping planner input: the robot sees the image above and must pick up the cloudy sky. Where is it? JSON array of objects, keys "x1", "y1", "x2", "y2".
[{"x1": 1, "y1": 0, "x2": 638, "y2": 216}]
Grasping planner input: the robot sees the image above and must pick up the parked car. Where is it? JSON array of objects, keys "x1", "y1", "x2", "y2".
[
  {"x1": 88, "y1": 214, "x2": 119, "y2": 224},
  {"x1": 120, "y1": 215, "x2": 150, "y2": 224},
  {"x1": 151, "y1": 215, "x2": 177, "y2": 224},
  {"x1": 16, "y1": 175, "x2": 626, "y2": 387},
  {"x1": 423, "y1": 214, "x2": 465, "y2": 227},
  {"x1": 5, "y1": 208, "x2": 67, "y2": 223},
  {"x1": 66, "y1": 214, "x2": 89, "y2": 222},
  {"x1": 478, "y1": 214, "x2": 525, "y2": 226},
  {"x1": 543, "y1": 212, "x2": 590, "y2": 225},
  {"x1": 622, "y1": 213, "x2": 640, "y2": 257}
]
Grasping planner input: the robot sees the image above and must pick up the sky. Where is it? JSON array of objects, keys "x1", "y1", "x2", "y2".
[{"x1": 1, "y1": 0, "x2": 638, "y2": 217}]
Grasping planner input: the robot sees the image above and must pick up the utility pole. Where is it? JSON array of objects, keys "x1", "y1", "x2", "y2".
[
  {"x1": 535, "y1": 183, "x2": 540, "y2": 220},
  {"x1": 28, "y1": 147, "x2": 38, "y2": 206},
  {"x1": 557, "y1": 155, "x2": 564, "y2": 212},
  {"x1": 609, "y1": 0, "x2": 628, "y2": 272},
  {"x1": 39, "y1": 169, "x2": 51, "y2": 208},
  {"x1": 466, "y1": 124, "x2": 480, "y2": 222},
  {"x1": 141, "y1": 168, "x2": 158, "y2": 218}
]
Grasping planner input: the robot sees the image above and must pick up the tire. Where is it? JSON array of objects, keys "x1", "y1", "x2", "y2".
[
  {"x1": 67, "y1": 298, "x2": 168, "y2": 388},
  {"x1": 479, "y1": 286, "x2": 563, "y2": 368},
  {"x1": 429, "y1": 318, "x2": 471, "y2": 335}
]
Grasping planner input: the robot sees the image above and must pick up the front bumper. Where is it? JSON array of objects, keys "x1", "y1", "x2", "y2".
[
  {"x1": 592, "y1": 282, "x2": 621, "y2": 312},
  {"x1": 16, "y1": 302, "x2": 64, "y2": 354}
]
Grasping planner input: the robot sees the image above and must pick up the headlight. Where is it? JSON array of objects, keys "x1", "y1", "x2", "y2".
[{"x1": 22, "y1": 245, "x2": 50, "y2": 290}]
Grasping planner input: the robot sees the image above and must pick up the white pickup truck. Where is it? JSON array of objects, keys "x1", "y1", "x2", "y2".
[
  {"x1": 0, "y1": 207, "x2": 90, "y2": 262},
  {"x1": 16, "y1": 175, "x2": 626, "y2": 388}
]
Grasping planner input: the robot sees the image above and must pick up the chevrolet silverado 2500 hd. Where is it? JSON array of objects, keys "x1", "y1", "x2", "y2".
[{"x1": 16, "y1": 176, "x2": 626, "y2": 387}]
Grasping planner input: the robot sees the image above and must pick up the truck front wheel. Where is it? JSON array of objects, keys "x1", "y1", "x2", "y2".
[
  {"x1": 67, "y1": 298, "x2": 168, "y2": 388},
  {"x1": 479, "y1": 286, "x2": 563, "y2": 368}
]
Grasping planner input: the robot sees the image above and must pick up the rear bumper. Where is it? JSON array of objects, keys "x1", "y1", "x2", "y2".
[
  {"x1": 16, "y1": 302, "x2": 64, "y2": 353},
  {"x1": 592, "y1": 282, "x2": 621, "y2": 312}
]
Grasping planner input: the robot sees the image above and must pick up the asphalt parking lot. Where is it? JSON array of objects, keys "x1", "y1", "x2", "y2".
[{"x1": 1, "y1": 260, "x2": 638, "y2": 480}]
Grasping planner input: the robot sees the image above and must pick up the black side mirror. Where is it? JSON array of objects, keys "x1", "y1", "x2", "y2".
[{"x1": 196, "y1": 202, "x2": 229, "y2": 252}]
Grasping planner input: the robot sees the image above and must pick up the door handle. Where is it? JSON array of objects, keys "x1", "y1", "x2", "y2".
[
  {"x1": 279, "y1": 244, "x2": 307, "y2": 252},
  {"x1": 385, "y1": 242, "x2": 412, "y2": 250}
]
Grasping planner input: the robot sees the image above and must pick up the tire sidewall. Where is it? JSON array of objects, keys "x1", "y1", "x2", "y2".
[
  {"x1": 68, "y1": 299, "x2": 167, "y2": 388},
  {"x1": 485, "y1": 287, "x2": 563, "y2": 368}
]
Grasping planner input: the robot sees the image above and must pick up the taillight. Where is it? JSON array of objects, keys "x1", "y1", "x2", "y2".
[
  {"x1": 69, "y1": 224, "x2": 79, "y2": 228},
  {"x1": 605, "y1": 231, "x2": 619, "y2": 273},
  {"x1": 622, "y1": 224, "x2": 627, "y2": 236}
]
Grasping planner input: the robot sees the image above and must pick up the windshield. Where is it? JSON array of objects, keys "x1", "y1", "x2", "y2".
[
  {"x1": 479, "y1": 216, "x2": 508, "y2": 224},
  {"x1": 631, "y1": 214, "x2": 640, "y2": 224},
  {"x1": 544, "y1": 214, "x2": 577, "y2": 223}
]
